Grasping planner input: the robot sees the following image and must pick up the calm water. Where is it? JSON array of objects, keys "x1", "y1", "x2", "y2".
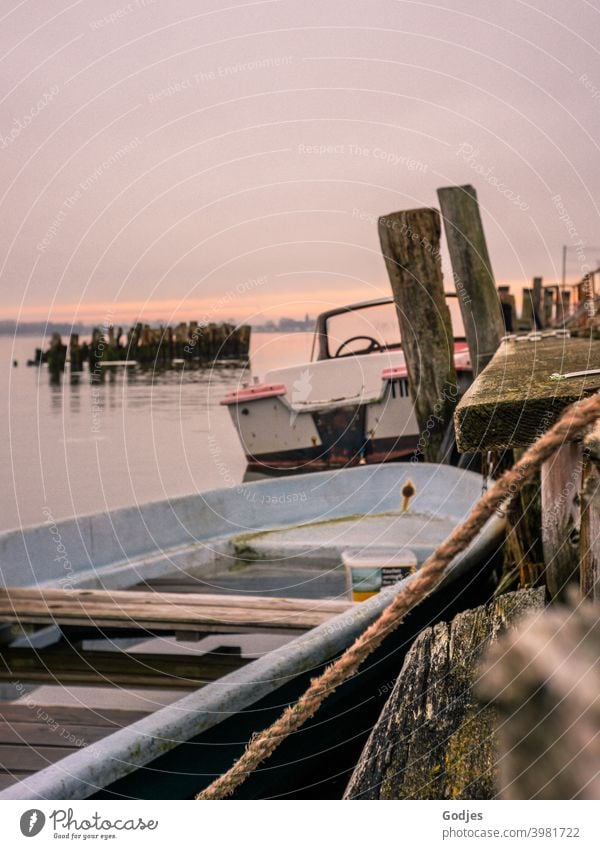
[{"x1": 0, "y1": 333, "x2": 313, "y2": 533}]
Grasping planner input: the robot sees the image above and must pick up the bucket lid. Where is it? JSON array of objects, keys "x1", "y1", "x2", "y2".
[{"x1": 341, "y1": 547, "x2": 418, "y2": 569}]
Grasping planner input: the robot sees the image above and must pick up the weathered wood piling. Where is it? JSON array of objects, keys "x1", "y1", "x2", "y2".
[
  {"x1": 438, "y1": 184, "x2": 504, "y2": 375},
  {"x1": 345, "y1": 588, "x2": 545, "y2": 799},
  {"x1": 378, "y1": 207, "x2": 457, "y2": 462},
  {"x1": 45, "y1": 332, "x2": 67, "y2": 373}
]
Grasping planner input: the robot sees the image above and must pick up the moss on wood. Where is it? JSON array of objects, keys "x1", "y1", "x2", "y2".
[
  {"x1": 344, "y1": 587, "x2": 546, "y2": 800},
  {"x1": 455, "y1": 336, "x2": 600, "y2": 452}
]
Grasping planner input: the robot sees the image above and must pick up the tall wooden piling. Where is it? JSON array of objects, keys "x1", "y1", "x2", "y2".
[
  {"x1": 46, "y1": 332, "x2": 67, "y2": 373},
  {"x1": 69, "y1": 333, "x2": 82, "y2": 372},
  {"x1": 437, "y1": 185, "x2": 504, "y2": 375},
  {"x1": 378, "y1": 207, "x2": 457, "y2": 462},
  {"x1": 543, "y1": 286, "x2": 555, "y2": 325},
  {"x1": 498, "y1": 286, "x2": 514, "y2": 332},
  {"x1": 532, "y1": 276, "x2": 543, "y2": 327},
  {"x1": 345, "y1": 589, "x2": 545, "y2": 800}
]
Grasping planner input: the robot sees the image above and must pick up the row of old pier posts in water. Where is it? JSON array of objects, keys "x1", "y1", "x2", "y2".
[
  {"x1": 30, "y1": 321, "x2": 251, "y2": 380},
  {"x1": 498, "y1": 273, "x2": 599, "y2": 333}
]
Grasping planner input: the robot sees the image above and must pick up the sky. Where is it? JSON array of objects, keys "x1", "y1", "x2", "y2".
[{"x1": 1, "y1": 0, "x2": 600, "y2": 325}]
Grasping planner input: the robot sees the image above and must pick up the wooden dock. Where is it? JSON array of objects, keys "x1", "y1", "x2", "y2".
[
  {"x1": 0, "y1": 587, "x2": 352, "y2": 636},
  {"x1": 455, "y1": 334, "x2": 600, "y2": 452},
  {"x1": 455, "y1": 331, "x2": 600, "y2": 602}
]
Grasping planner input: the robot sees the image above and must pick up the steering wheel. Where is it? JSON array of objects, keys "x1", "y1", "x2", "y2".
[{"x1": 334, "y1": 335, "x2": 383, "y2": 358}]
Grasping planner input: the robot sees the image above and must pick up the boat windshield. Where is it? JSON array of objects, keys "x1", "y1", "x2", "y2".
[
  {"x1": 323, "y1": 295, "x2": 465, "y2": 358},
  {"x1": 325, "y1": 302, "x2": 401, "y2": 358}
]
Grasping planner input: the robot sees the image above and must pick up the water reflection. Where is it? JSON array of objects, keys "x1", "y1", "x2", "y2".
[{"x1": 2, "y1": 332, "x2": 314, "y2": 531}]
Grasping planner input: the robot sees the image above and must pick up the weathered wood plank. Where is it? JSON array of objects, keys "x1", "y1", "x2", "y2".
[
  {"x1": 2, "y1": 587, "x2": 350, "y2": 614},
  {"x1": 378, "y1": 207, "x2": 457, "y2": 461},
  {"x1": 1, "y1": 614, "x2": 307, "y2": 636},
  {"x1": 0, "y1": 722, "x2": 114, "y2": 747},
  {"x1": 455, "y1": 335, "x2": 600, "y2": 452},
  {"x1": 344, "y1": 588, "x2": 545, "y2": 800},
  {"x1": 0, "y1": 645, "x2": 248, "y2": 688},
  {"x1": 437, "y1": 184, "x2": 504, "y2": 375},
  {"x1": 0, "y1": 744, "x2": 79, "y2": 772},
  {"x1": 478, "y1": 601, "x2": 600, "y2": 799},
  {"x1": 0, "y1": 772, "x2": 29, "y2": 790},
  {"x1": 0, "y1": 703, "x2": 149, "y2": 788},
  {"x1": 0, "y1": 704, "x2": 147, "y2": 726},
  {"x1": 0, "y1": 588, "x2": 351, "y2": 635}
]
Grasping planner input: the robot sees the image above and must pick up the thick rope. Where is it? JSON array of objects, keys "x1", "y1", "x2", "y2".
[{"x1": 197, "y1": 392, "x2": 600, "y2": 800}]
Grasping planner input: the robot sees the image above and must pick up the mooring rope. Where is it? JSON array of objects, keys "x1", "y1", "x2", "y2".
[{"x1": 196, "y1": 391, "x2": 600, "y2": 800}]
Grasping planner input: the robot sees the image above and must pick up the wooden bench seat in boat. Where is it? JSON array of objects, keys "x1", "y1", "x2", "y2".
[{"x1": 0, "y1": 587, "x2": 352, "y2": 636}]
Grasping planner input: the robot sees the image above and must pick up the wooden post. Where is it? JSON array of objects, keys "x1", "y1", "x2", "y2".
[
  {"x1": 557, "y1": 290, "x2": 569, "y2": 324},
  {"x1": 345, "y1": 588, "x2": 545, "y2": 800},
  {"x1": 46, "y1": 332, "x2": 67, "y2": 373},
  {"x1": 497, "y1": 286, "x2": 513, "y2": 332},
  {"x1": 543, "y1": 287, "x2": 555, "y2": 324},
  {"x1": 532, "y1": 276, "x2": 543, "y2": 327},
  {"x1": 378, "y1": 208, "x2": 457, "y2": 462},
  {"x1": 521, "y1": 288, "x2": 534, "y2": 329},
  {"x1": 437, "y1": 185, "x2": 504, "y2": 375},
  {"x1": 69, "y1": 333, "x2": 82, "y2": 372}
]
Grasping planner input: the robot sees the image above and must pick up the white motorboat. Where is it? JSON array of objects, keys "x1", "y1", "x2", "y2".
[{"x1": 222, "y1": 294, "x2": 471, "y2": 473}]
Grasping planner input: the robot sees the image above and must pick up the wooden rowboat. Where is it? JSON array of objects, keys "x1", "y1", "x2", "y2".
[{"x1": 0, "y1": 463, "x2": 504, "y2": 799}]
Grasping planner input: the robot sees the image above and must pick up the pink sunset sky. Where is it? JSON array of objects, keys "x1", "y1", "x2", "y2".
[{"x1": 1, "y1": 0, "x2": 599, "y2": 324}]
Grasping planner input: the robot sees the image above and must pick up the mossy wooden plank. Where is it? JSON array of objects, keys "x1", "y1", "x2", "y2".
[
  {"x1": 455, "y1": 335, "x2": 600, "y2": 451},
  {"x1": 344, "y1": 588, "x2": 545, "y2": 800}
]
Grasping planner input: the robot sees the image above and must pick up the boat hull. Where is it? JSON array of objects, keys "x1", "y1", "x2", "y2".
[
  {"x1": 226, "y1": 383, "x2": 421, "y2": 473},
  {"x1": 222, "y1": 346, "x2": 472, "y2": 473}
]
